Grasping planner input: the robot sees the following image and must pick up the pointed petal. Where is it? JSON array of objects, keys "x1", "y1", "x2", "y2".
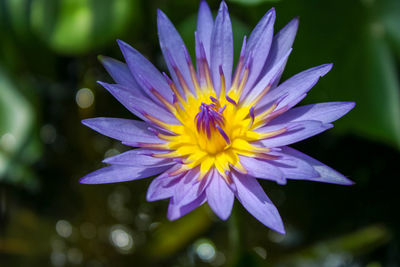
[
  {"x1": 80, "y1": 165, "x2": 169, "y2": 184},
  {"x1": 258, "y1": 120, "x2": 333, "y2": 148},
  {"x1": 232, "y1": 172, "x2": 285, "y2": 234},
  {"x1": 103, "y1": 149, "x2": 174, "y2": 167},
  {"x1": 210, "y1": 1, "x2": 233, "y2": 94},
  {"x1": 206, "y1": 171, "x2": 234, "y2": 220},
  {"x1": 269, "y1": 102, "x2": 356, "y2": 125},
  {"x1": 82, "y1": 117, "x2": 163, "y2": 144},
  {"x1": 157, "y1": 10, "x2": 194, "y2": 93},
  {"x1": 173, "y1": 168, "x2": 208, "y2": 206},
  {"x1": 99, "y1": 56, "x2": 138, "y2": 87},
  {"x1": 243, "y1": 8, "x2": 276, "y2": 95},
  {"x1": 239, "y1": 156, "x2": 286, "y2": 184},
  {"x1": 98, "y1": 82, "x2": 179, "y2": 125},
  {"x1": 259, "y1": 64, "x2": 333, "y2": 110},
  {"x1": 146, "y1": 165, "x2": 181, "y2": 201},
  {"x1": 243, "y1": 48, "x2": 292, "y2": 104},
  {"x1": 98, "y1": 56, "x2": 162, "y2": 110},
  {"x1": 261, "y1": 17, "x2": 299, "y2": 85},
  {"x1": 98, "y1": 57, "x2": 163, "y2": 108},
  {"x1": 117, "y1": 40, "x2": 173, "y2": 103},
  {"x1": 196, "y1": 0, "x2": 213, "y2": 62},
  {"x1": 267, "y1": 151, "x2": 320, "y2": 180},
  {"x1": 167, "y1": 192, "x2": 207, "y2": 220},
  {"x1": 280, "y1": 146, "x2": 354, "y2": 185}
]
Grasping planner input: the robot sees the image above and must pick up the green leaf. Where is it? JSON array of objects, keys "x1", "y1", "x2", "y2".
[
  {"x1": 276, "y1": 0, "x2": 400, "y2": 149},
  {"x1": 30, "y1": 0, "x2": 140, "y2": 55},
  {"x1": 0, "y1": 66, "x2": 41, "y2": 190},
  {"x1": 360, "y1": 30, "x2": 400, "y2": 148},
  {"x1": 228, "y1": 0, "x2": 281, "y2": 6},
  {"x1": 271, "y1": 225, "x2": 391, "y2": 265},
  {"x1": 144, "y1": 205, "x2": 213, "y2": 260},
  {"x1": 378, "y1": 0, "x2": 400, "y2": 57}
]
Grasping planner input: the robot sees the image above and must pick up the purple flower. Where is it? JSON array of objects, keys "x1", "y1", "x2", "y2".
[{"x1": 81, "y1": 1, "x2": 355, "y2": 234}]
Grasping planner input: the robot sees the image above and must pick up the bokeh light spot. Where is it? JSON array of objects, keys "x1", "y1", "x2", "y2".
[
  {"x1": 56, "y1": 220, "x2": 72, "y2": 238},
  {"x1": 76, "y1": 88, "x2": 94, "y2": 109},
  {"x1": 194, "y1": 239, "x2": 216, "y2": 263},
  {"x1": 109, "y1": 225, "x2": 134, "y2": 253},
  {"x1": 0, "y1": 133, "x2": 16, "y2": 151}
]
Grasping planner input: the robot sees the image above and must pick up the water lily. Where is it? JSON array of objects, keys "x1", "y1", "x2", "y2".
[{"x1": 81, "y1": 0, "x2": 354, "y2": 234}]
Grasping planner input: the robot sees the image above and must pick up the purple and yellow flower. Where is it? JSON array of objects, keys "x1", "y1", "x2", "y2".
[{"x1": 81, "y1": 1, "x2": 354, "y2": 234}]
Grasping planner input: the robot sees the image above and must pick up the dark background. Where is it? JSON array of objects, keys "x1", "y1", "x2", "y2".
[{"x1": 1, "y1": 0, "x2": 399, "y2": 266}]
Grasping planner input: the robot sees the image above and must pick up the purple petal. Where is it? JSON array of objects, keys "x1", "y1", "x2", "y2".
[
  {"x1": 261, "y1": 17, "x2": 299, "y2": 86},
  {"x1": 80, "y1": 165, "x2": 169, "y2": 184},
  {"x1": 243, "y1": 48, "x2": 292, "y2": 104},
  {"x1": 280, "y1": 146, "x2": 354, "y2": 185},
  {"x1": 269, "y1": 102, "x2": 356, "y2": 125},
  {"x1": 117, "y1": 40, "x2": 173, "y2": 103},
  {"x1": 242, "y1": 8, "x2": 276, "y2": 95},
  {"x1": 173, "y1": 168, "x2": 208, "y2": 206},
  {"x1": 239, "y1": 156, "x2": 286, "y2": 184},
  {"x1": 205, "y1": 170, "x2": 234, "y2": 220},
  {"x1": 157, "y1": 10, "x2": 194, "y2": 93},
  {"x1": 258, "y1": 64, "x2": 333, "y2": 110},
  {"x1": 82, "y1": 117, "x2": 163, "y2": 144},
  {"x1": 98, "y1": 82, "x2": 179, "y2": 125},
  {"x1": 266, "y1": 152, "x2": 320, "y2": 180},
  {"x1": 210, "y1": 1, "x2": 233, "y2": 94},
  {"x1": 103, "y1": 149, "x2": 174, "y2": 167},
  {"x1": 99, "y1": 56, "x2": 138, "y2": 87},
  {"x1": 167, "y1": 192, "x2": 207, "y2": 221},
  {"x1": 196, "y1": 0, "x2": 214, "y2": 62},
  {"x1": 232, "y1": 172, "x2": 285, "y2": 234},
  {"x1": 258, "y1": 120, "x2": 333, "y2": 148},
  {"x1": 99, "y1": 56, "x2": 166, "y2": 108},
  {"x1": 146, "y1": 165, "x2": 181, "y2": 201}
]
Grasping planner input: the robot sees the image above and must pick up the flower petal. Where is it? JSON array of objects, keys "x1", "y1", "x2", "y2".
[
  {"x1": 147, "y1": 165, "x2": 181, "y2": 201},
  {"x1": 205, "y1": 170, "x2": 234, "y2": 220},
  {"x1": 280, "y1": 146, "x2": 354, "y2": 185},
  {"x1": 267, "y1": 152, "x2": 320, "y2": 180},
  {"x1": 261, "y1": 17, "x2": 299, "y2": 86},
  {"x1": 269, "y1": 102, "x2": 356, "y2": 125},
  {"x1": 157, "y1": 10, "x2": 194, "y2": 93},
  {"x1": 103, "y1": 149, "x2": 174, "y2": 167},
  {"x1": 258, "y1": 120, "x2": 333, "y2": 148},
  {"x1": 232, "y1": 172, "x2": 285, "y2": 234},
  {"x1": 243, "y1": 48, "x2": 292, "y2": 104},
  {"x1": 243, "y1": 8, "x2": 276, "y2": 95},
  {"x1": 82, "y1": 117, "x2": 163, "y2": 144},
  {"x1": 99, "y1": 56, "x2": 138, "y2": 87},
  {"x1": 173, "y1": 168, "x2": 209, "y2": 206},
  {"x1": 196, "y1": 0, "x2": 214, "y2": 62},
  {"x1": 210, "y1": 1, "x2": 233, "y2": 95},
  {"x1": 239, "y1": 156, "x2": 286, "y2": 184},
  {"x1": 98, "y1": 82, "x2": 179, "y2": 125},
  {"x1": 259, "y1": 64, "x2": 333, "y2": 110},
  {"x1": 117, "y1": 40, "x2": 173, "y2": 103},
  {"x1": 167, "y1": 192, "x2": 207, "y2": 221},
  {"x1": 80, "y1": 165, "x2": 169, "y2": 184}
]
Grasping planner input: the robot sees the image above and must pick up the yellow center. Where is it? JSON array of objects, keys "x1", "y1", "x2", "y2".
[{"x1": 145, "y1": 55, "x2": 286, "y2": 181}]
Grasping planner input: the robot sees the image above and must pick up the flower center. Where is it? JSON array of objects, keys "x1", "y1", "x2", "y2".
[{"x1": 194, "y1": 98, "x2": 230, "y2": 154}]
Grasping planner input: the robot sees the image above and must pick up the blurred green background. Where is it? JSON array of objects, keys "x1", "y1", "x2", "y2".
[{"x1": 0, "y1": 0, "x2": 399, "y2": 266}]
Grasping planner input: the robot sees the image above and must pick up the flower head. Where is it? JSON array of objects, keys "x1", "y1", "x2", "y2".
[{"x1": 81, "y1": 0, "x2": 354, "y2": 234}]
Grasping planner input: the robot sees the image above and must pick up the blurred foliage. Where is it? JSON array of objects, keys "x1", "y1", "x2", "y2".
[
  {"x1": 0, "y1": 67, "x2": 41, "y2": 190},
  {"x1": 271, "y1": 225, "x2": 391, "y2": 266},
  {"x1": 2, "y1": 0, "x2": 140, "y2": 55},
  {"x1": 0, "y1": 0, "x2": 400, "y2": 266},
  {"x1": 228, "y1": 0, "x2": 281, "y2": 6},
  {"x1": 279, "y1": 0, "x2": 400, "y2": 149}
]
